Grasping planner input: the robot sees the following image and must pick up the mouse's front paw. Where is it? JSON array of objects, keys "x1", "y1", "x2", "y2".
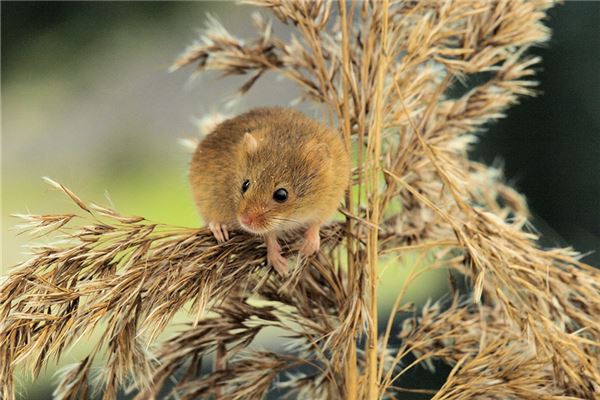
[
  {"x1": 267, "y1": 250, "x2": 289, "y2": 276},
  {"x1": 208, "y1": 222, "x2": 229, "y2": 243},
  {"x1": 299, "y1": 224, "x2": 320, "y2": 257}
]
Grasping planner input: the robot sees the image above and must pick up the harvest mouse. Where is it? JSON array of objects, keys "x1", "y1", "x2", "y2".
[{"x1": 189, "y1": 107, "x2": 350, "y2": 276}]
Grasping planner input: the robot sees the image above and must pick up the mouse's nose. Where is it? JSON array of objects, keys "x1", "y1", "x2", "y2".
[
  {"x1": 240, "y1": 210, "x2": 265, "y2": 228},
  {"x1": 240, "y1": 214, "x2": 254, "y2": 226}
]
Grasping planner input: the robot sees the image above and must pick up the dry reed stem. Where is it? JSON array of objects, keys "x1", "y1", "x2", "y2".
[
  {"x1": 2, "y1": 1, "x2": 599, "y2": 399},
  {"x1": 338, "y1": 1, "x2": 359, "y2": 397},
  {"x1": 365, "y1": 2, "x2": 389, "y2": 399}
]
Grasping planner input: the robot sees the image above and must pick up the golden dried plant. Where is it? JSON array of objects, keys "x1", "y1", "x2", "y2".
[{"x1": 2, "y1": 1, "x2": 599, "y2": 399}]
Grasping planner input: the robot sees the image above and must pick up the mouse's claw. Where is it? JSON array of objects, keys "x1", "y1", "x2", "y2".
[
  {"x1": 266, "y1": 233, "x2": 288, "y2": 276},
  {"x1": 222, "y1": 224, "x2": 229, "y2": 241},
  {"x1": 268, "y1": 250, "x2": 289, "y2": 276},
  {"x1": 300, "y1": 224, "x2": 321, "y2": 257},
  {"x1": 209, "y1": 222, "x2": 229, "y2": 243}
]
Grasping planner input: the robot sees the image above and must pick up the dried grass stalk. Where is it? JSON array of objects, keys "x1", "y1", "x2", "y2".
[{"x1": 2, "y1": 1, "x2": 599, "y2": 399}]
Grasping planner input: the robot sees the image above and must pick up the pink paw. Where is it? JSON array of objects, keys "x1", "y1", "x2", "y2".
[
  {"x1": 268, "y1": 250, "x2": 289, "y2": 276},
  {"x1": 265, "y1": 235, "x2": 288, "y2": 276},
  {"x1": 300, "y1": 225, "x2": 320, "y2": 257},
  {"x1": 208, "y1": 222, "x2": 229, "y2": 243}
]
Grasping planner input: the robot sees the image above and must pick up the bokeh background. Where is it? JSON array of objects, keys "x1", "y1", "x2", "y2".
[{"x1": 2, "y1": 1, "x2": 598, "y2": 398}]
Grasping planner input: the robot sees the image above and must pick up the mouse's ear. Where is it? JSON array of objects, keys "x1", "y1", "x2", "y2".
[
  {"x1": 306, "y1": 139, "x2": 332, "y2": 168},
  {"x1": 242, "y1": 131, "x2": 259, "y2": 153}
]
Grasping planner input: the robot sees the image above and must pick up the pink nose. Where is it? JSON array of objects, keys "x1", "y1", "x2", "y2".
[
  {"x1": 240, "y1": 211, "x2": 265, "y2": 227},
  {"x1": 240, "y1": 214, "x2": 253, "y2": 226}
]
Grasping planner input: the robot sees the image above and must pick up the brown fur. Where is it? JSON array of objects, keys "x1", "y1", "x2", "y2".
[{"x1": 189, "y1": 107, "x2": 350, "y2": 234}]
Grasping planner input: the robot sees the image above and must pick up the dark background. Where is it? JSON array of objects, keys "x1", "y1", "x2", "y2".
[{"x1": 473, "y1": 3, "x2": 599, "y2": 264}]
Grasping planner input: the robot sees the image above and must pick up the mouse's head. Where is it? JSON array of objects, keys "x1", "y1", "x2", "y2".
[{"x1": 234, "y1": 130, "x2": 332, "y2": 234}]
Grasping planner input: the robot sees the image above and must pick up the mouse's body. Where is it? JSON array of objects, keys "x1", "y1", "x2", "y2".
[{"x1": 189, "y1": 107, "x2": 350, "y2": 275}]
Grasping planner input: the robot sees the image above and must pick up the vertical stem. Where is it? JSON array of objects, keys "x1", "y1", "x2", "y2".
[
  {"x1": 359, "y1": 2, "x2": 374, "y2": 397},
  {"x1": 339, "y1": 1, "x2": 358, "y2": 399},
  {"x1": 214, "y1": 341, "x2": 226, "y2": 398},
  {"x1": 339, "y1": 0, "x2": 355, "y2": 298},
  {"x1": 366, "y1": 2, "x2": 389, "y2": 400}
]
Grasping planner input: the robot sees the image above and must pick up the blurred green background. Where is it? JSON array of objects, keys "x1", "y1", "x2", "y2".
[{"x1": 1, "y1": 1, "x2": 598, "y2": 399}]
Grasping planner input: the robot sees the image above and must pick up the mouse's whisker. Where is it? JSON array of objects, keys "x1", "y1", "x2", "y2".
[
  {"x1": 269, "y1": 221, "x2": 288, "y2": 231},
  {"x1": 271, "y1": 217, "x2": 303, "y2": 225},
  {"x1": 270, "y1": 217, "x2": 304, "y2": 230}
]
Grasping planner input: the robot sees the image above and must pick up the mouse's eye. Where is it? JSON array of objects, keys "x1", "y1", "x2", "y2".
[
  {"x1": 273, "y1": 188, "x2": 288, "y2": 203},
  {"x1": 241, "y1": 179, "x2": 250, "y2": 193}
]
